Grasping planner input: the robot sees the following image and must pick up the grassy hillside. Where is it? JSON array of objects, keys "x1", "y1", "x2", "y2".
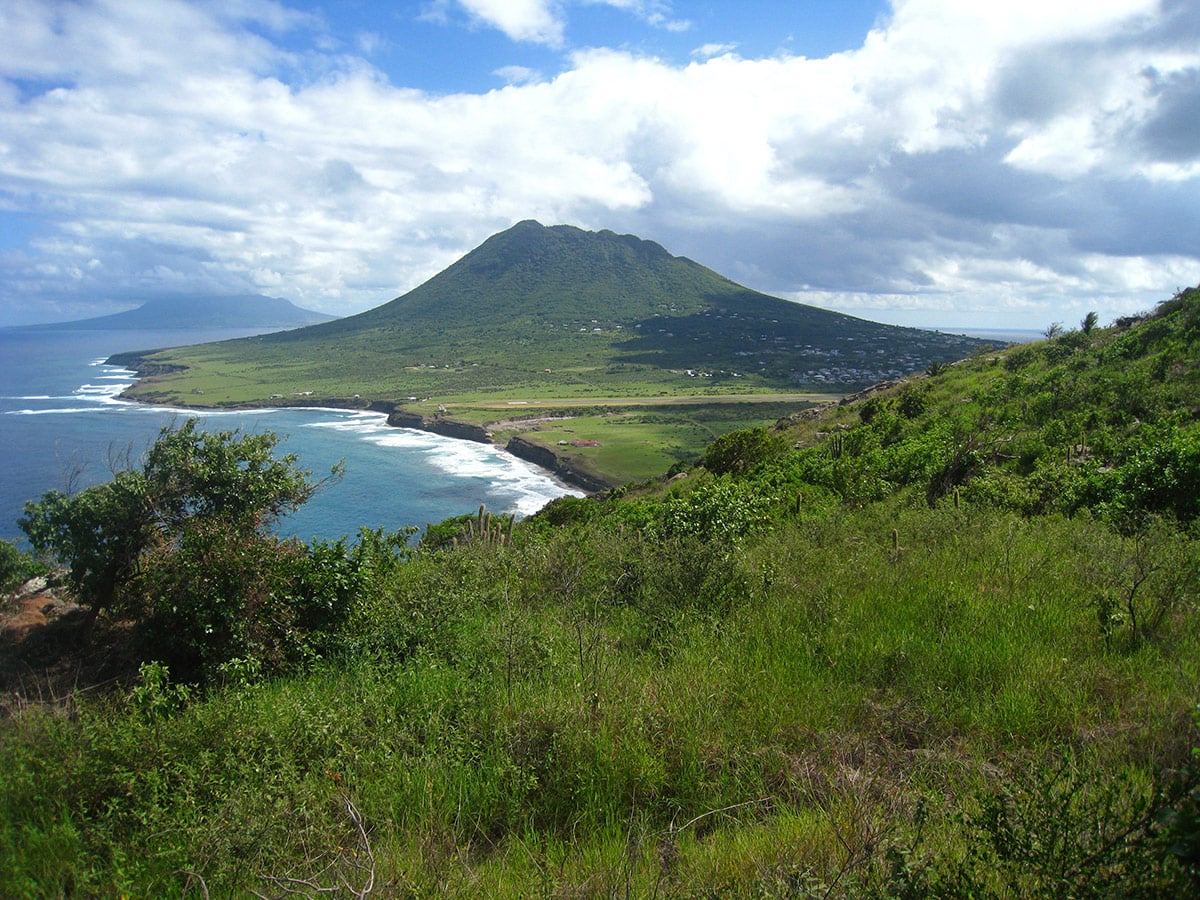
[
  {"x1": 112, "y1": 222, "x2": 990, "y2": 409},
  {"x1": 3, "y1": 288, "x2": 1198, "y2": 897}
]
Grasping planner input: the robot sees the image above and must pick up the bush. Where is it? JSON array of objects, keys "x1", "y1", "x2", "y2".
[
  {"x1": 17, "y1": 420, "x2": 358, "y2": 682},
  {"x1": 701, "y1": 427, "x2": 787, "y2": 476},
  {"x1": 886, "y1": 753, "x2": 1200, "y2": 897},
  {"x1": 0, "y1": 539, "x2": 43, "y2": 593}
]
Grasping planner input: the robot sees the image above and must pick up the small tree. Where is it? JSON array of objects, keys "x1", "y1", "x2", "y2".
[
  {"x1": 19, "y1": 420, "x2": 351, "y2": 680},
  {"x1": 1081, "y1": 310, "x2": 1099, "y2": 334},
  {"x1": 20, "y1": 420, "x2": 323, "y2": 618},
  {"x1": 701, "y1": 427, "x2": 787, "y2": 477},
  {"x1": 19, "y1": 470, "x2": 157, "y2": 617},
  {"x1": 0, "y1": 538, "x2": 43, "y2": 593}
]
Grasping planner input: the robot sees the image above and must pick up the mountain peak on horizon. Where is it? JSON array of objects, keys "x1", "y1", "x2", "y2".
[
  {"x1": 28, "y1": 294, "x2": 336, "y2": 331},
  {"x1": 490, "y1": 219, "x2": 674, "y2": 259}
]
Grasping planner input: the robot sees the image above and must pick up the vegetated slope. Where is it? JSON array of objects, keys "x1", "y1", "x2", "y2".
[
  {"x1": 32, "y1": 294, "x2": 335, "y2": 330},
  {"x1": 4, "y1": 289, "x2": 1198, "y2": 897},
  {"x1": 114, "y1": 221, "x2": 990, "y2": 406},
  {"x1": 761, "y1": 285, "x2": 1200, "y2": 521}
]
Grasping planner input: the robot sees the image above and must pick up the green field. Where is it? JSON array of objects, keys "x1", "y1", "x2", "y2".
[{"x1": 443, "y1": 397, "x2": 825, "y2": 484}]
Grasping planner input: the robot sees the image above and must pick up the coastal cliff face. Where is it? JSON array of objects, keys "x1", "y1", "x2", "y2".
[
  {"x1": 386, "y1": 411, "x2": 492, "y2": 444},
  {"x1": 505, "y1": 436, "x2": 612, "y2": 493},
  {"x1": 386, "y1": 411, "x2": 608, "y2": 492}
]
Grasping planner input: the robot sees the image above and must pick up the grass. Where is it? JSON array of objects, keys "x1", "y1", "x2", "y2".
[
  {"x1": 6, "y1": 290, "x2": 1199, "y2": 895},
  {"x1": 3, "y1": 500, "x2": 1196, "y2": 896}
]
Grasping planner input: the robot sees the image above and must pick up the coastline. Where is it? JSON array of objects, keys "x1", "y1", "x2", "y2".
[
  {"x1": 386, "y1": 409, "x2": 613, "y2": 493},
  {"x1": 108, "y1": 352, "x2": 612, "y2": 495}
]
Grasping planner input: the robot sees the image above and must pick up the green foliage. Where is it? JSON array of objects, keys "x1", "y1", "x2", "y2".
[
  {"x1": 656, "y1": 476, "x2": 773, "y2": 542},
  {"x1": 19, "y1": 471, "x2": 156, "y2": 614},
  {"x1": 700, "y1": 426, "x2": 787, "y2": 476},
  {"x1": 766, "y1": 285, "x2": 1200, "y2": 524},
  {"x1": 14, "y1": 420, "x2": 385, "y2": 682},
  {"x1": 4, "y1": 285, "x2": 1200, "y2": 896},
  {"x1": 0, "y1": 538, "x2": 43, "y2": 593},
  {"x1": 886, "y1": 753, "x2": 1200, "y2": 897},
  {"x1": 129, "y1": 662, "x2": 193, "y2": 726},
  {"x1": 1080, "y1": 422, "x2": 1200, "y2": 525},
  {"x1": 140, "y1": 417, "x2": 320, "y2": 531},
  {"x1": 4, "y1": 503, "x2": 1198, "y2": 896},
  {"x1": 19, "y1": 419, "x2": 326, "y2": 618},
  {"x1": 133, "y1": 524, "x2": 307, "y2": 679}
]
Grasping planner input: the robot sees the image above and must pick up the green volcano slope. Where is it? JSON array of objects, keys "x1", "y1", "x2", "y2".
[{"x1": 113, "y1": 221, "x2": 990, "y2": 408}]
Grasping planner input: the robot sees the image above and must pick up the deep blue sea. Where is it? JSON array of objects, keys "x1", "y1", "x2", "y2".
[{"x1": 0, "y1": 327, "x2": 581, "y2": 544}]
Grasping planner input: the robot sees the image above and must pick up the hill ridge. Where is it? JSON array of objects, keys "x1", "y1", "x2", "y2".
[{"x1": 29, "y1": 294, "x2": 335, "y2": 331}]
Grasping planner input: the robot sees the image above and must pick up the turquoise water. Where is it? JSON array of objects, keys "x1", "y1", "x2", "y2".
[{"x1": 0, "y1": 327, "x2": 581, "y2": 543}]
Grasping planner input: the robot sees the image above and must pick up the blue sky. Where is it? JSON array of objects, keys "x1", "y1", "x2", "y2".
[
  {"x1": 290, "y1": 2, "x2": 887, "y2": 94},
  {"x1": 1, "y1": 0, "x2": 1198, "y2": 328}
]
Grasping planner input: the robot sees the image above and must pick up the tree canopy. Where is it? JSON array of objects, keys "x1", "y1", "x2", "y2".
[{"x1": 18, "y1": 420, "x2": 356, "y2": 680}]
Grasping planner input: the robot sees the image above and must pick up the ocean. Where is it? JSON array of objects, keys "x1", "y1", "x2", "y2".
[{"x1": 0, "y1": 326, "x2": 581, "y2": 545}]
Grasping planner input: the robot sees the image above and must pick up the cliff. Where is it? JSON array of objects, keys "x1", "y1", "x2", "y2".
[
  {"x1": 385, "y1": 411, "x2": 492, "y2": 444},
  {"x1": 505, "y1": 436, "x2": 613, "y2": 493}
]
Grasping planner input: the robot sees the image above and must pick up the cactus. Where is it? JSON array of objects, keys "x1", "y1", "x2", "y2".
[{"x1": 458, "y1": 504, "x2": 515, "y2": 547}]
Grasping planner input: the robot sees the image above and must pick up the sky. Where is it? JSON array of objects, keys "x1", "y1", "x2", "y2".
[{"x1": 1, "y1": 1, "x2": 1198, "y2": 330}]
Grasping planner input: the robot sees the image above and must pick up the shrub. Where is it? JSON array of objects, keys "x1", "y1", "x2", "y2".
[
  {"x1": 701, "y1": 427, "x2": 787, "y2": 476},
  {"x1": 17, "y1": 420, "x2": 357, "y2": 682},
  {"x1": 0, "y1": 539, "x2": 43, "y2": 593},
  {"x1": 657, "y1": 477, "x2": 772, "y2": 543}
]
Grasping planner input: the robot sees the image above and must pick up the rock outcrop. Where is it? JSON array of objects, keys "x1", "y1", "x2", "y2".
[{"x1": 506, "y1": 436, "x2": 612, "y2": 493}]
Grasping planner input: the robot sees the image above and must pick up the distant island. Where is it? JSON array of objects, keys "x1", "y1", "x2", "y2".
[{"x1": 27, "y1": 294, "x2": 336, "y2": 331}]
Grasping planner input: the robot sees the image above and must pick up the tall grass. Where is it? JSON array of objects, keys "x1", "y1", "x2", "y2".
[{"x1": 3, "y1": 500, "x2": 1196, "y2": 896}]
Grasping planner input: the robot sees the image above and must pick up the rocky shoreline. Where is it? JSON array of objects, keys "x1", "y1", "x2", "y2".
[
  {"x1": 386, "y1": 409, "x2": 612, "y2": 493},
  {"x1": 110, "y1": 353, "x2": 612, "y2": 494}
]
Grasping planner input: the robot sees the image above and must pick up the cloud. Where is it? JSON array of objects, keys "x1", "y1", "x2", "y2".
[
  {"x1": 691, "y1": 43, "x2": 737, "y2": 60},
  {"x1": 1139, "y1": 67, "x2": 1200, "y2": 163},
  {"x1": 494, "y1": 65, "x2": 542, "y2": 85},
  {"x1": 585, "y1": 0, "x2": 690, "y2": 33},
  {"x1": 449, "y1": 0, "x2": 565, "y2": 46},
  {"x1": 0, "y1": 0, "x2": 1197, "y2": 328}
]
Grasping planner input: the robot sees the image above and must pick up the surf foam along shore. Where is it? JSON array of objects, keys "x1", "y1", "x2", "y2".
[
  {"x1": 100, "y1": 357, "x2": 585, "y2": 519},
  {"x1": 302, "y1": 411, "x2": 584, "y2": 517},
  {"x1": 110, "y1": 346, "x2": 608, "y2": 496}
]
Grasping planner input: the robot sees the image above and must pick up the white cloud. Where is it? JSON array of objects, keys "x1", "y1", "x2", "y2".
[
  {"x1": 584, "y1": 0, "x2": 690, "y2": 32},
  {"x1": 691, "y1": 42, "x2": 736, "y2": 60},
  {"x1": 0, "y1": 0, "x2": 1197, "y2": 328},
  {"x1": 494, "y1": 65, "x2": 542, "y2": 85},
  {"x1": 453, "y1": 0, "x2": 564, "y2": 46}
]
